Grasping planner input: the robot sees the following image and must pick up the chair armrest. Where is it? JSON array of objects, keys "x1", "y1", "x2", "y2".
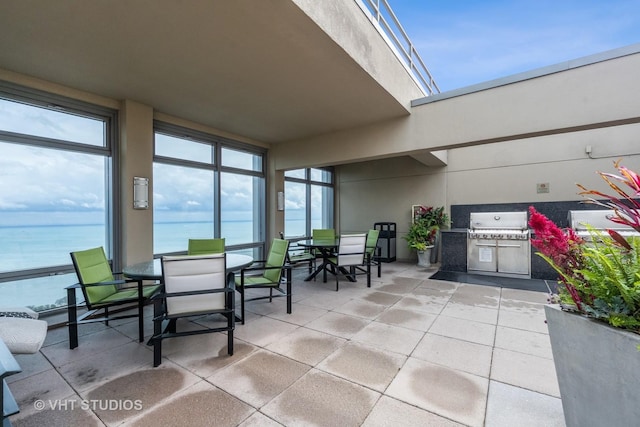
[{"x1": 65, "y1": 279, "x2": 129, "y2": 289}]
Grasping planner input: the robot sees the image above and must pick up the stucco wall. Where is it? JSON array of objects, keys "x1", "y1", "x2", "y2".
[{"x1": 338, "y1": 157, "x2": 446, "y2": 261}]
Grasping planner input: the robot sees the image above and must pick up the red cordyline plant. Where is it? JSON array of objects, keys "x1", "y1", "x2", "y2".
[
  {"x1": 576, "y1": 159, "x2": 640, "y2": 232},
  {"x1": 529, "y1": 160, "x2": 640, "y2": 331}
]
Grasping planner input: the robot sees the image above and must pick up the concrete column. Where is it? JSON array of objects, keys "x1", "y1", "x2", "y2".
[{"x1": 120, "y1": 100, "x2": 154, "y2": 265}]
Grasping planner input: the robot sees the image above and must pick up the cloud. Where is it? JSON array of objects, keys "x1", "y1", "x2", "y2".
[{"x1": 390, "y1": 0, "x2": 640, "y2": 91}]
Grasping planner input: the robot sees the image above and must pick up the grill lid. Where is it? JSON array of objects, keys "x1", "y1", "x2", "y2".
[
  {"x1": 568, "y1": 209, "x2": 639, "y2": 237},
  {"x1": 568, "y1": 210, "x2": 633, "y2": 231},
  {"x1": 469, "y1": 211, "x2": 528, "y2": 231}
]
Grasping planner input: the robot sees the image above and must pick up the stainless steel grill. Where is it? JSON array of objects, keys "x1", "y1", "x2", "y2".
[
  {"x1": 467, "y1": 211, "x2": 531, "y2": 278},
  {"x1": 568, "y1": 210, "x2": 640, "y2": 240}
]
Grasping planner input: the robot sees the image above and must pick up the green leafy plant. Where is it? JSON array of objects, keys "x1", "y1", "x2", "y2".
[
  {"x1": 405, "y1": 206, "x2": 448, "y2": 251},
  {"x1": 529, "y1": 160, "x2": 640, "y2": 332}
]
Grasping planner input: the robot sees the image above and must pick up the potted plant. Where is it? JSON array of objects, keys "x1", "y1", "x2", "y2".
[
  {"x1": 528, "y1": 160, "x2": 640, "y2": 427},
  {"x1": 405, "y1": 206, "x2": 448, "y2": 267}
]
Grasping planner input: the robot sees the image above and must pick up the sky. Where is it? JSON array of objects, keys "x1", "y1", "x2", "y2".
[{"x1": 387, "y1": 0, "x2": 640, "y2": 92}]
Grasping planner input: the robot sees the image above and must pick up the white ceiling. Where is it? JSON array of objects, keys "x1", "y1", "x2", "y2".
[{"x1": 0, "y1": 0, "x2": 412, "y2": 143}]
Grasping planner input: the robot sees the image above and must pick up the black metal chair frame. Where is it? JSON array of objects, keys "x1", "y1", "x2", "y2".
[
  {"x1": 237, "y1": 263, "x2": 292, "y2": 325},
  {"x1": 284, "y1": 237, "x2": 316, "y2": 274},
  {"x1": 148, "y1": 271, "x2": 236, "y2": 367},
  {"x1": 326, "y1": 252, "x2": 371, "y2": 291},
  {"x1": 66, "y1": 274, "x2": 156, "y2": 350}
]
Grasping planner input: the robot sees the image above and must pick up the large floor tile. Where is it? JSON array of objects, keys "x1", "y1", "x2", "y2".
[
  {"x1": 261, "y1": 369, "x2": 379, "y2": 427},
  {"x1": 234, "y1": 316, "x2": 299, "y2": 347},
  {"x1": 429, "y1": 315, "x2": 496, "y2": 346},
  {"x1": 266, "y1": 303, "x2": 328, "y2": 326},
  {"x1": 440, "y1": 302, "x2": 498, "y2": 324},
  {"x1": 10, "y1": 369, "x2": 77, "y2": 419},
  {"x1": 448, "y1": 283, "x2": 501, "y2": 308},
  {"x1": 265, "y1": 327, "x2": 345, "y2": 366},
  {"x1": 490, "y1": 348, "x2": 560, "y2": 397},
  {"x1": 498, "y1": 309, "x2": 549, "y2": 334},
  {"x1": 363, "y1": 395, "x2": 465, "y2": 427},
  {"x1": 386, "y1": 357, "x2": 489, "y2": 427},
  {"x1": 494, "y1": 325, "x2": 553, "y2": 359},
  {"x1": 208, "y1": 349, "x2": 310, "y2": 407},
  {"x1": 57, "y1": 340, "x2": 151, "y2": 392},
  {"x1": 305, "y1": 311, "x2": 370, "y2": 339},
  {"x1": 375, "y1": 307, "x2": 436, "y2": 331},
  {"x1": 83, "y1": 361, "x2": 202, "y2": 426},
  {"x1": 351, "y1": 321, "x2": 424, "y2": 355},
  {"x1": 317, "y1": 341, "x2": 406, "y2": 392},
  {"x1": 485, "y1": 380, "x2": 565, "y2": 427},
  {"x1": 412, "y1": 333, "x2": 492, "y2": 378},
  {"x1": 332, "y1": 298, "x2": 387, "y2": 320},
  {"x1": 40, "y1": 328, "x2": 133, "y2": 368},
  {"x1": 127, "y1": 380, "x2": 254, "y2": 427}
]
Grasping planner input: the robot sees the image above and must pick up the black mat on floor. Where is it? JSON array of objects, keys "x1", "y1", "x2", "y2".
[{"x1": 429, "y1": 270, "x2": 550, "y2": 293}]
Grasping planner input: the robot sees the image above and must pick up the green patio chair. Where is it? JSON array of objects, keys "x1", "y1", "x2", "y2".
[
  {"x1": 312, "y1": 228, "x2": 336, "y2": 241},
  {"x1": 67, "y1": 247, "x2": 161, "y2": 349},
  {"x1": 281, "y1": 234, "x2": 316, "y2": 274},
  {"x1": 235, "y1": 238, "x2": 292, "y2": 324},
  {"x1": 187, "y1": 238, "x2": 225, "y2": 255},
  {"x1": 149, "y1": 253, "x2": 235, "y2": 367},
  {"x1": 312, "y1": 228, "x2": 336, "y2": 260}
]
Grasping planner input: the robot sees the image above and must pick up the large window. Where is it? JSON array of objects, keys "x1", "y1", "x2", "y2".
[
  {"x1": 0, "y1": 84, "x2": 117, "y2": 312},
  {"x1": 153, "y1": 123, "x2": 266, "y2": 257},
  {"x1": 284, "y1": 168, "x2": 334, "y2": 237}
]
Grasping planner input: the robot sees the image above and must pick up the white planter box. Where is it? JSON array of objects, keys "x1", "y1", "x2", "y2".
[{"x1": 545, "y1": 304, "x2": 640, "y2": 427}]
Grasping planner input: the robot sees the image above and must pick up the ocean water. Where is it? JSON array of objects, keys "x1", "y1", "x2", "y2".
[{"x1": 0, "y1": 220, "x2": 308, "y2": 310}]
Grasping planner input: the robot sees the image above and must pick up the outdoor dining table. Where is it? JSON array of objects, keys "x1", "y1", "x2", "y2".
[
  {"x1": 123, "y1": 253, "x2": 254, "y2": 281},
  {"x1": 297, "y1": 238, "x2": 356, "y2": 283}
]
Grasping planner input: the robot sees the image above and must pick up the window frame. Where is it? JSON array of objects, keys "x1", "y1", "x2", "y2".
[
  {"x1": 152, "y1": 121, "x2": 267, "y2": 258},
  {"x1": 0, "y1": 81, "x2": 119, "y2": 286},
  {"x1": 284, "y1": 167, "x2": 335, "y2": 238}
]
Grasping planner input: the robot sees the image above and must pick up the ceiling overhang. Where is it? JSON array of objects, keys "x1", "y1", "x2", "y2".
[{"x1": 0, "y1": 0, "x2": 420, "y2": 143}]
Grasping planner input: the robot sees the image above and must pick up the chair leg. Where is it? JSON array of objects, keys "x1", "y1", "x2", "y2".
[
  {"x1": 240, "y1": 286, "x2": 245, "y2": 325},
  {"x1": 286, "y1": 268, "x2": 292, "y2": 314},
  {"x1": 104, "y1": 306, "x2": 109, "y2": 326},
  {"x1": 67, "y1": 287, "x2": 78, "y2": 349},
  {"x1": 153, "y1": 298, "x2": 163, "y2": 367},
  {"x1": 137, "y1": 280, "x2": 144, "y2": 342},
  {"x1": 228, "y1": 328, "x2": 234, "y2": 356}
]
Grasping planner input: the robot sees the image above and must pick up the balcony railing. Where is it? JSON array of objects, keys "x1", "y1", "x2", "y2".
[{"x1": 357, "y1": 0, "x2": 440, "y2": 96}]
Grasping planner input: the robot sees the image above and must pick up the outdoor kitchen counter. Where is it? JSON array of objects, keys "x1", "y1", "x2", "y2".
[
  {"x1": 440, "y1": 228, "x2": 556, "y2": 280},
  {"x1": 440, "y1": 229, "x2": 467, "y2": 272}
]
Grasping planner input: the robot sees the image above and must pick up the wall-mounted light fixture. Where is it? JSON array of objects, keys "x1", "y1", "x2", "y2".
[
  {"x1": 133, "y1": 177, "x2": 149, "y2": 209},
  {"x1": 277, "y1": 191, "x2": 285, "y2": 211}
]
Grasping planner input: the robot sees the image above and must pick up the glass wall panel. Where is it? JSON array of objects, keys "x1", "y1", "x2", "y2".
[
  {"x1": 153, "y1": 163, "x2": 214, "y2": 254},
  {"x1": 0, "y1": 90, "x2": 114, "y2": 312},
  {"x1": 284, "y1": 168, "x2": 334, "y2": 238},
  {"x1": 222, "y1": 147, "x2": 262, "y2": 172},
  {"x1": 284, "y1": 181, "x2": 306, "y2": 237},
  {"x1": 153, "y1": 124, "x2": 266, "y2": 256},
  {"x1": 155, "y1": 133, "x2": 214, "y2": 164},
  {"x1": 310, "y1": 184, "x2": 334, "y2": 230},
  {"x1": 0, "y1": 98, "x2": 105, "y2": 146},
  {"x1": 220, "y1": 172, "x2": 263, "y2": 245}
]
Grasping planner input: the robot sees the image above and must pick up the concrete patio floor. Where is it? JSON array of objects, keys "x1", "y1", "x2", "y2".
[{"x1": 7, "y1": 262, "x2": 565, "y2": 426}]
